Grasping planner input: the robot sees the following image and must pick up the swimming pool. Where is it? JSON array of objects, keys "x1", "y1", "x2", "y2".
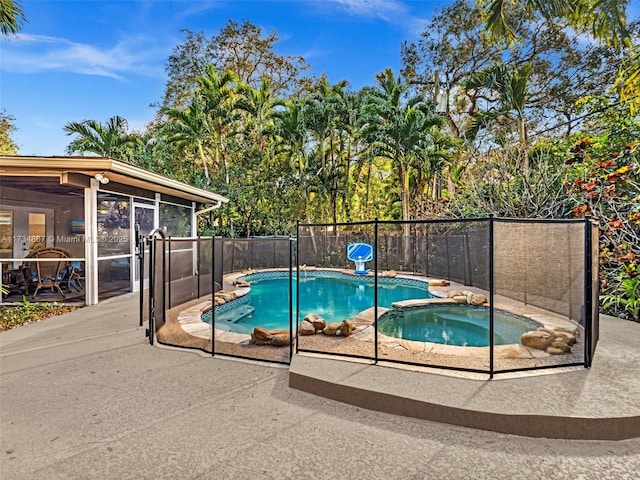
[
  {"x1": 378, "y1": 304, "x2": 540, "y2": 346},
  {"x1": 202, "y1": 271, "x2": 432, "y2": 334}
]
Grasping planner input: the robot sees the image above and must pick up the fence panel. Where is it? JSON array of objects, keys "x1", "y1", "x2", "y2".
[
  {"x1": 376, "y1": 220, "x2": 491, "y2": 373},
  {"x1": 212, "y1": 237, "x2": 293, "y2": 364},
  {"x1": 296, "y1": 223, "x2": 377, "y2": 360},
  {"x1": 492, "y1": 219, "x2": 586, "y2": 373}
]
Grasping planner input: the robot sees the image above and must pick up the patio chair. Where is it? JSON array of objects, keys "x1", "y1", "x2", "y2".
[
  {"x1": 61, "y1": 261, "x2": 83, "y2": 292},
  {"x1": 31, "y1": 248, "x2": 67, "y2": 300}
]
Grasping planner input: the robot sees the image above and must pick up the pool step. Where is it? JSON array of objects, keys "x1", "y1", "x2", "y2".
[{"x1": 218, "y1": 304, "x2": 255, "y2": 323}]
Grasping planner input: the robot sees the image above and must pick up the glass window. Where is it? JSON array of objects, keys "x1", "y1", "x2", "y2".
[
  {"x1": 159, "y1": 203, "x2": 192, "y2": 237},
  {"x1": 0, "y1": 211, "x2": 13, "y2": 258},
  {"x1": 97, "y1": 192, "x2": 131, "y2": 256},
  {"x1": 28, "y1": 213, "x2": 46, "y2": 254},
  {"x1": 98, "y1": 257, "x2": 131, "y2": 300}
]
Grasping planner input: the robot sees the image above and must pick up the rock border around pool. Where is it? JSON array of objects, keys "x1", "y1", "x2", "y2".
[{"x1": 177, "y1": 268, "x2": 582, "y2": 360}]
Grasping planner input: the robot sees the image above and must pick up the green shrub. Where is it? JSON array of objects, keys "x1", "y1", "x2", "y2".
[{"x1": 0, "y1": 298, "x2": 76, "y2": 332}]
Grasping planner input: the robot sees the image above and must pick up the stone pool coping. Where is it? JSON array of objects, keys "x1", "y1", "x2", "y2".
[{"x1": 177, "y1": 268, "x2": 582, "y2": 360}]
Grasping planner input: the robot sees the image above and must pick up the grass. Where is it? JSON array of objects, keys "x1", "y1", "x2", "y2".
[{"x1": 0, "y1": 298, "x2": 77, "y2": 332}]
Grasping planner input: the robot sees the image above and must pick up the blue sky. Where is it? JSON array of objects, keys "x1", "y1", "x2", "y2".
[{"x1": 1, "y1": 0, "x2": 450, "y2": 156}]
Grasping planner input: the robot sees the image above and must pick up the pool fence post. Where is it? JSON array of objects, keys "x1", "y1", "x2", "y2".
[
  {"x1": 295, "y1": 221, "x2": 300, "y2": 355},
  {"x1": 211, "y1": 235, "x2": 216, "y2": 357},
  {"x1": 197, "y1": 235, "x2": 201, "y2": 299},
  {"x1": 584, "y1": 215, "x2": 593, "y2": 368},
  {"x1": 489, "y1": 215, "x2": 495, "y2": 379},
  {"x1": 147, "y1": 228, "x2": 166, "y2": 345},
  {"x1": 412, "y1": 224, "x2": 416, "y2": 275},
  {"x1": 167, "y1": 237, "x2": 172, "y2": 309},
  {"x1": 374, "y1": 218, "x2": 379, "y2": 364},
  {"x1": 136, "y1": 223, "x2": 144, "y2": 328},
  {"x1": 289, "y1": 234, "x2": 294, "y2": 363},
  {"x1": 161, "y1": 236, "x2": 167, "y2": 331},
  {"x1": 273, "y1": 238, "x2": 277, "y2": 269},
  {"x1": 148, "y1": 236, "x2": 154, "y2": 345}
]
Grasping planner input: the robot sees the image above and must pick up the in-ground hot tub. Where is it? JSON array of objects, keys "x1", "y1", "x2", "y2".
[{"x1": 378, "y1": 304, "x2": 541, "y2": 347}]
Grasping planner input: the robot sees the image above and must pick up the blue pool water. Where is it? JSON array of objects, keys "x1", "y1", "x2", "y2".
[
  {"x1": 378, "y1": 305, "x2": 539, "y2": 346},
  {"x1": 202, "y1": 271, "x2": 432, "y2": 334}
]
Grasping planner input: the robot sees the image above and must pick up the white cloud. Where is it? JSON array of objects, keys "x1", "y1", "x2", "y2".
[
  {"x1": 307, "y1": 0, "x2": 430, "y2": 37},
  {"x1": 0, "y1": 33, "x2": 166, "y2": 79},
  {"x1": 327, "y1": 0, "x2": 409, "y2": 20}
]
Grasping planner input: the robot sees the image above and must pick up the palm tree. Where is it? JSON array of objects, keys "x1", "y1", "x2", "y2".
[
  {"x1": 64, "y1": 116, "x2": 142, "y2": 159},
  {"x1": 161, "y1": 96, "x2": 214, "y2": 180},
  {"x1": 414, "y1": 127, "x2": 461, "y2": 200},
  {"x1": 0, "y1": 0, "x2": 26, "y2": 36},
  {"x1": 362, "y1": 69, "x2": 444, "y2": 234},
  {"x1": 463, "y1": 63, "x2": 532, "y2": 170},
  {"x1": 196, "y1": 67, "x2": 241, "y2": 184},
  {"x1": 274, "y1": 99, "x2": 307, "y2": 174},
  {"x1": 301, "y1": 76, "x2": 350, "y2": 223},
  {"x1": 236, "y1": 78, "x2": 284, "y2": 151}
]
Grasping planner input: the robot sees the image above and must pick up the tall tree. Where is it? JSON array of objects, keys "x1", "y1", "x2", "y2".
[
  {"x1": 161, "y1": 96, "x2": 215, "y2": 180},
  {"x1": 402, "y1": 0, "x2": 624, "y2": 140},
  {"x1": 197, "y1": 67, "x2": 241, "y2": 184},
  {"x1": 302, "y1": 76, "x2": 350, "y2": 224},
  {"x1": 463, "y1": 63, "x2": 533, "y2": 169},
  {"x1": 401, "y1": 0, "x2": 503, "y2": 137},
  {"x1": 236, "y1": 78, "x2": 284, "y2": 148},
  {"x1": 362, "y1": 69, "x2": 446, "y2": 235},
  {"x1": 160, "y1": 20, "x2": 309, "y2": 110},
  {"x1": 476, "y1": 0, "x2": 639, "y2": 110},
  {"x1": 162, "y1": 68, "x2": 240, "y2": 184},
  {"x1": 64, "y1": 116, "x2": 142, "y2": 160}
]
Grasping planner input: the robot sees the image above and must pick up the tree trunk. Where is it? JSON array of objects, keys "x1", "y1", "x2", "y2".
[{"x1": 197, "y1": 143, "x2": 210, "y2": 179}]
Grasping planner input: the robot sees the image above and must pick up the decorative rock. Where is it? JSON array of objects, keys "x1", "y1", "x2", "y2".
[
  {"x1": 537, "y1": 327, "x2": 557, "y2": 336},
  {"x1": 252, "y1": 326, "x2": 273, "y2": 342},
  {"x1": 215, "y1": 292, "x2": 236, "y2": 302},
  {"x1": 547, "y1": 347, "x2": 567, "y2": 355},
  {"x1": 469, "y1": 294, "x2": 488, "y2": 306},
  {"x1": 552, "y1": 326, "x2": 580, "y2": 338},
  {"x1": 233, "y1": 280, "x2": 250, "y2": 288},
  {"x1": 339, "y1": 319, "x2": 354, "y2": 337},
  {"x1": 521, "y1": 330, "x2": 555, "y2": 351},
  {"x1": 554, "y1": 332, "x2": 577, "y2": 346},
  {"x1": 323, "y1": 322, "x2": 341, "y2": 336},
  {"x1": 429, "y1": 279, "x2": 450, "y2": 287},
  {"x1": 271, "y1": 333, "x2": 291, "y2": 347},
  {"x1": 304, "y1": 313, "x2": 327, "y2": 332},
  {"x1": 452, "y1": 295, "x2": 468, "y2": 304},
  {"x1": 549, "y1": 340, "x2": 571, "y2": 353},
  {"x1": 299, "y1": 320, "x2": 316, "y2": 336},
  {"x1": 270, "y1": 329, "x2": 290, "y2": 335},
  {"x1": 385, "y1": 270, "x2": 397, "y2": 278}
]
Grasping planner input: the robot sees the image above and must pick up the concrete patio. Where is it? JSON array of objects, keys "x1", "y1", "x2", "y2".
[{"x1": 1, "y1": 293, "x2": 639, "y2": 479}]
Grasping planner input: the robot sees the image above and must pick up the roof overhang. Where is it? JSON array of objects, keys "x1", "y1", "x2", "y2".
[{"x1": 0, "y1": 155, "x2": 229, "y2": 206}]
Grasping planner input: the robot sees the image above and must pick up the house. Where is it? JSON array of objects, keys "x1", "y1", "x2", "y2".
[{"x1": 0, "y1": 155, "x2": 228, "y2": 305}]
